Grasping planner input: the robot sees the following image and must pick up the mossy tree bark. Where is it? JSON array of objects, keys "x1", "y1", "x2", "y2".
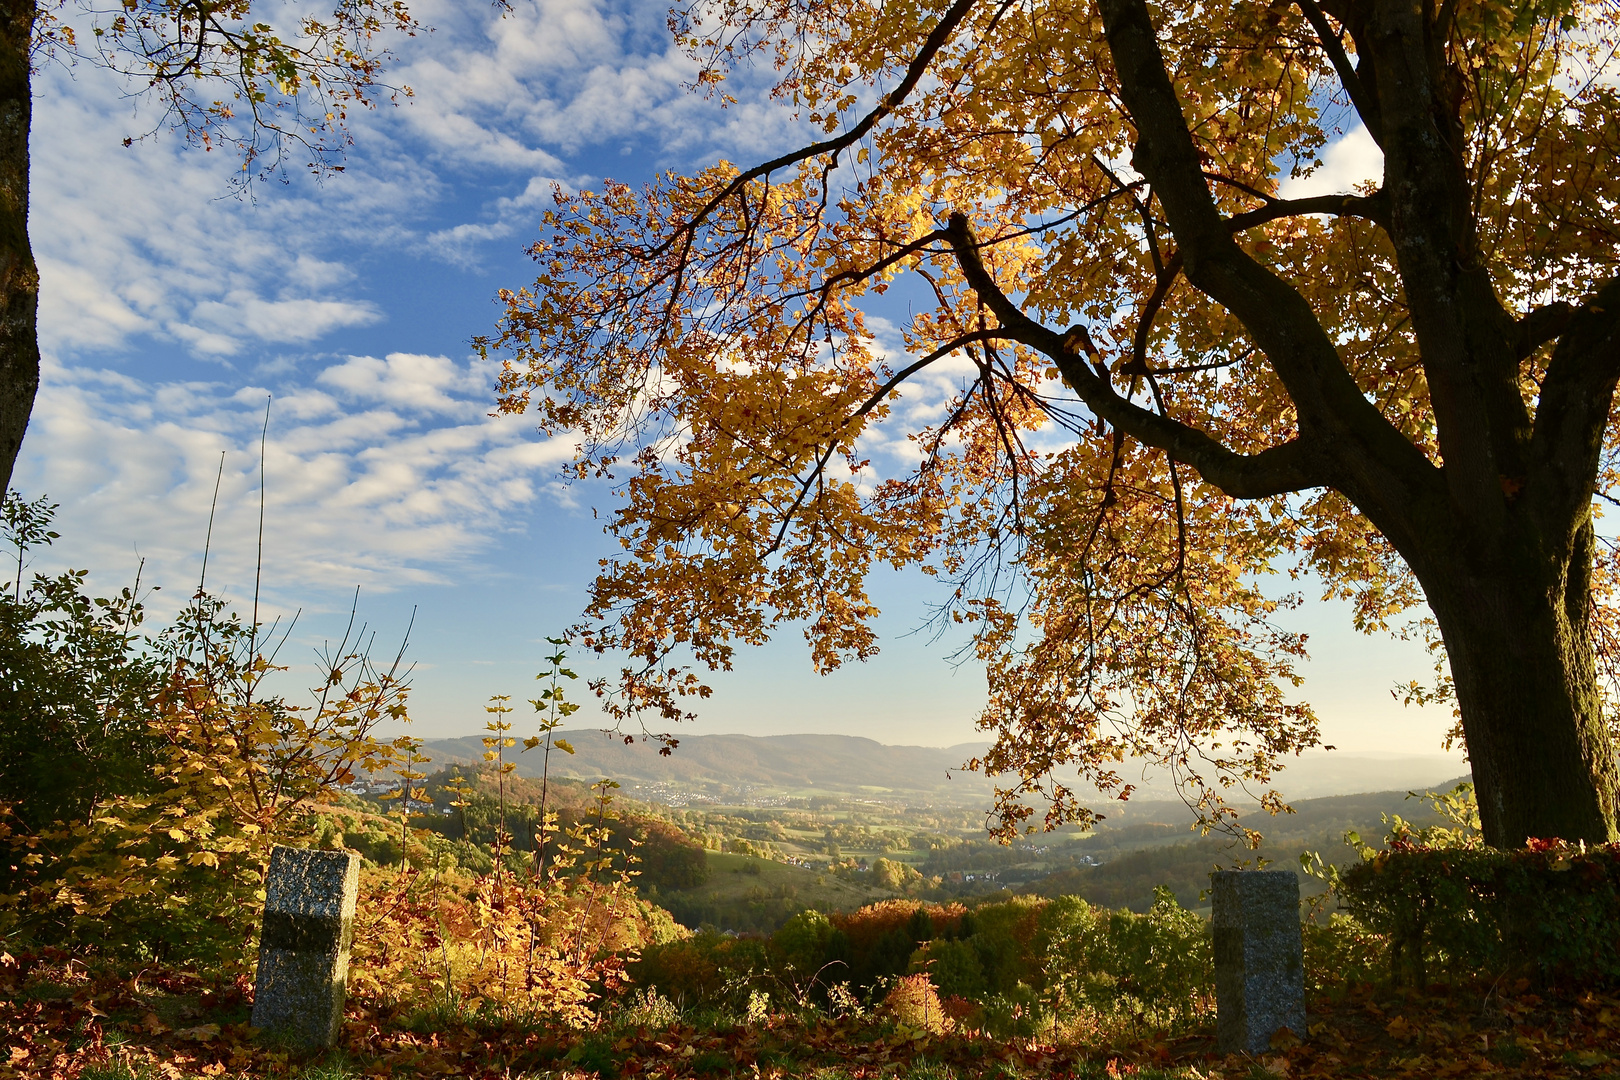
[{"x1": 1416, "y1": 520, "x2": 1619, "y2": 847}]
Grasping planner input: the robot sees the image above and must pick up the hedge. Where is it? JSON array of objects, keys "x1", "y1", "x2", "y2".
[{"x1": 1338, "y1": 838, "x2": 1620, "y2": 986}]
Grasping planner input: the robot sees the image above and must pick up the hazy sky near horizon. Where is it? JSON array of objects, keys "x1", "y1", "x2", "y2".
[{"x1": 16, "y1": 0, "x2": 1462, "y2": 761}]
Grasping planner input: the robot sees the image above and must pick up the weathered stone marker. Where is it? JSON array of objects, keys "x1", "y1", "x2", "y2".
[
  {"x1": 1211, "y1": 869, "x2": 1305, "y2": 1055},
  {"x1": 252, "y1": 846, "x2": 360, "y2": 1049}
]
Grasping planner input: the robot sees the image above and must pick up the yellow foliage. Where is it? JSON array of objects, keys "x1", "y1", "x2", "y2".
[
  {"x1": 481, "y1": 0, "x2": 1620, "y2": 845},
  {"x1": 349, "y1": 863, "x2": 646, "y2": 1027},
  {"x1": 883, "y1": 972, "x2": 953, "y2": 1037},
  {"x1": 348, "y1": 779, "x2": 650, "y2": 1026},
  {"x1": 1, "y1": 593, "x2": 415, "y2": 957}
]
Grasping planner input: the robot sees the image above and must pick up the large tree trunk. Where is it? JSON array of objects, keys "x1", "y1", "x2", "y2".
[
  {"x1": 1072, "y1": 0, "x2": 1620, "y2": 851},
  {"x1": 0, "y1": 0, "x2": 36, "y2": 496},
  {"x1": 1416, "y1": 520, "x2": 1620, "y2": 847}
]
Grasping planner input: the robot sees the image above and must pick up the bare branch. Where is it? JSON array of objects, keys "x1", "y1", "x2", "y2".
[
  {"x1": 1225, "y1": 191, "x2": 1388, "y2": 231},
  {"x1": 1517, "y1": 300, "x2": 1575, "y2": 361}
]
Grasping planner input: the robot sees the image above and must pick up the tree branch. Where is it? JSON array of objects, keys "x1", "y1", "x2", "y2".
[
  {"x1": 1097, "y1": 0, "x2": 1449, "y2": 543},
  {"x1": 1225, "y1": 191, "x2": 1388, "y2": 231},
  {"x1": 1516, "y1": 301, "x2": 1575, "y2": 361},
  {"x1": 943, "y1": 214, "x2": 1323, "y2": 499},
  {"x1": 1297, "y1": 0, "x2": 1384, "y2": 145},
  {"x1": 1099, "y1": 0, "x2": 1416, "y2": 444},
  {"x1": 646, "y1": 0, "x2": 979, "y2": 260},
  {"x1": 1530, "y1": 278, "x2": 1620, "y2": 528}
]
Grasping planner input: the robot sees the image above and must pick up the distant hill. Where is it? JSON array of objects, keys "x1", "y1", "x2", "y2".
[
  {"x1": 420, "y1": 730, "x2": 995, "y2": 798},
  {"x1": 1021, "y1": 779, "x2": 1476, "y2": 911},
  {"x1": 419, "y1": 730, "x2": 1467, "y2": 803}
]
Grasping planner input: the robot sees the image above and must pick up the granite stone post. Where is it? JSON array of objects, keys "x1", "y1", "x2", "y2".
[
  {"x1": 252, "y1": 846, "x2": 360, "y2": 1049},
  {"x1": 1211, "y1": 870, "x2": 1305, "y2": 1055}
]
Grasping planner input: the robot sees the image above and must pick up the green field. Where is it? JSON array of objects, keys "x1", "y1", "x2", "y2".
[{"x1": 653, "y1": 850, "x2": 896, "y2": 933}]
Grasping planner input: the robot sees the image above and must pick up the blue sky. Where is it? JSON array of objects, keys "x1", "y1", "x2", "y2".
[{"x1": 15, "y1": 0, "x2": 1461, "y2": 761}]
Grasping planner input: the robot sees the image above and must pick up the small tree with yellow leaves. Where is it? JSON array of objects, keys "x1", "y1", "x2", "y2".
[{"x1": 3, "y1": 588, "x2": 415, "y2": 962}]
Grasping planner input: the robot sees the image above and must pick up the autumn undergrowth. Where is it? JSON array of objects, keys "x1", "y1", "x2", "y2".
[
  {"x1": 7, "y1": 497, "x2": 1620, "y2": 1079},
  {"x1": 9, "y1": 939, "x2": 1620, "y2": 1080}
]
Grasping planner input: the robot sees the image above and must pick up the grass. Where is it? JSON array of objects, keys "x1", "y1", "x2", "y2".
[
  {"x1": 684, "y1": 851, "x2": 892, "y2": 910},
  {"x1": 294, "y1": 1053, "x2": 366, "y2": 1080},
  {"x1": 78, "y1": 1066, "x2": 154, "y2": 1080}
]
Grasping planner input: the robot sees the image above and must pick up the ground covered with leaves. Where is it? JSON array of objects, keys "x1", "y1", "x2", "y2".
[{"x1": 6, "y1": 951, "x2": 1620, "y2": 1080}]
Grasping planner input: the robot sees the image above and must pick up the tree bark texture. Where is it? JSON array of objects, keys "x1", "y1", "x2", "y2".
[
  {"x1": 1421, "y1": 523, "x2": 1620, "y2": 848},
  {"x1": 0, "y1": 0, "x2": 36, "y2": 496},
  {"x1": 963, "y1": 0, "x2": 1620, "y2": 846}
]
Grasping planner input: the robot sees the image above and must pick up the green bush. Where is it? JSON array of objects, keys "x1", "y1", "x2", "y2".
[
  {"x1": 772, "y1": 909, "x2": 838, "y2": 982},
  {"x1": 913, "y1": 937, "x2": 986, "y2": 999},
  {"x1": 962, "y1": 895, "x2": 1042, "y2": 995},
  {"x1": 975, "y1": 983, "x2": 1050, "y2": 1039},
  {"x1": 1302, "y1": 912, "x2": 1384, "y2": 991},
  {"x1": 1036, "y1": 888, "x2": 1211, "y2": 1019},
  {"x1": 1338, "y1": 839, "x2": 1620, "y2": 986},
  {"x1": 630, "y1": 931, "x2": 772, "y2": 1011},
  {"x1": 0, "y1": 494, "x2": 165, "y2": 899}
]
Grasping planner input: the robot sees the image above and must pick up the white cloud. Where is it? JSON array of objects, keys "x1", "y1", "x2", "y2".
[
  {"x1": 318, "y1": 352, "x2": 491, "y2": 416},
  {"x1": 192, "y1": 294, "x2": 383, "y2": 345},
  {"x1": 18, "y1": 0, "x2": 814, "y2": 618},
  {"x1": 31, "y1": 0, "x2": 810, "y2": 367},
  {"x1": 1281, "y1": 123, "x2": 1384, "y2": 200},
  {"x1": 423, "y1": 220, "x2": 519, "y2": 267},
  {"x1": 15, "y1": 353, "x2": 577, "y2": 610},
  {"x1": 286, "y1": 255, "x2": 358, "y2": 292},
  {"x1": 168, "y1": 323, "x2": 244, "y2": 357},
  {"x1": 32, "y1": 62, "x2": 416, "y2": 361}
]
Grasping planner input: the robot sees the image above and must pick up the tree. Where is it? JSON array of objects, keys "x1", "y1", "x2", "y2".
[
  {"x1": 486, "y1": 0, "x2": 1620, "y2": 849},
  {"x1": 0, "y1": 493, "x2": 164, "y2": 858},
  {"x1": 0, "y1": 0, "x2": 422, "y2": 493}
]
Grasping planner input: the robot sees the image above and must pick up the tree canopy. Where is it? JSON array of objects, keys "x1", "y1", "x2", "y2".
[{"x1": 487, "y1": 0, "x2": 1620, "y2": 847}]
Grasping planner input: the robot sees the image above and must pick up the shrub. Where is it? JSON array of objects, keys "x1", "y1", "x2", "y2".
[
  {"x1": 975, "y1": 983, "x2": 1050, "y2": 1040},
  {"x1": 0, "y1": 494, "x2": 165, "y2": 897},
  {"x1": 911, "y1": 937, "x2": 986, "y2": 999},
  {"x1": 1, "y1": 580, "x2": 414, "y2": 963},
  {"x1": 961, "y1": 895, "x2": 1043, "y2": 995},
  {"x1": 1036, "y1": 888, "x2": 1210, "y2": 1020},
  {"x1": 1338, "y1": 839, "x2": 1620, "y2": 986},
  {"x1": 883, "y1": 972, "x2": 952, "y2": 1035},
  {"x1": 613, "y1": 987, "x2": 682, "y2": 1030},
  {"x1": 832, "y1": 899, "x2": 967, "y2": 990},
  {"x1": 349, "y1": 782, "x2": 651, "y2": 1028},
  {"x1": 630, "y1": 931, "x2": 772, "y2": 1011},
  {"x1": 1302, "y1": 912, "x2": 1385, "y2": 991},
  {"x1": 771, "y1": 908, "x2": 839, "y2": 986}
]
